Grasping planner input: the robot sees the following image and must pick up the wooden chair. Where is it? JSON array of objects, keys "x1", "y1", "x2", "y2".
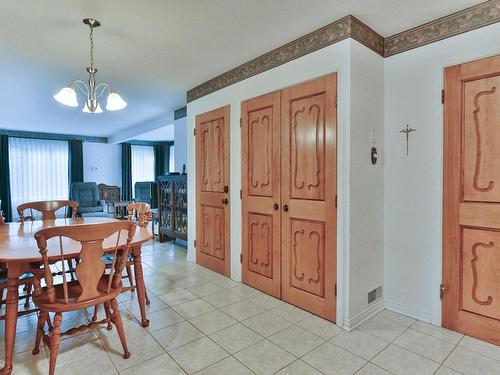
[
  {"x1": 0, "y1": 207, "x2": 34, "y2": 316},
  {"x1": 31, "y1": 221, "x2": 136, "y2": 375},
  {"x1": 102, "y1": 203, "x2": 152, "y2": 303},
  {"x1": 18, "y1": 200, "x2": 80, "y2": 288},
  {"x1": 17, "y1": 200, "x2": 79, "y2": 222}
]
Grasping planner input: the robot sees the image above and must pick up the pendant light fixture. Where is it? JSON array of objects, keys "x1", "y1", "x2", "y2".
[{"x1": 53, "y1": 18, "x2": 127, "y2": 113}]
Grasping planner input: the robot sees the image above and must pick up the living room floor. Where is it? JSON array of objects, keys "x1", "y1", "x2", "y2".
[{"x1": 3, "y1": 241, "x2": 499, "y2": 375}]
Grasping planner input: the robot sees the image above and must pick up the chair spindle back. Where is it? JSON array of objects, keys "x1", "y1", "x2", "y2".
[
  {"x1": 17, "y1": 200, "x2": 79, "y2": 222},
  {"x1": 33, "y1": 221, "x2": 136, "y2": 304},
  {"x1": 127, "y1": 203, "x2": 151, "y2": 228}
]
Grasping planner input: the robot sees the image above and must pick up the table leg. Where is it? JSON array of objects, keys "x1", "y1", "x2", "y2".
[
  {"x1": 132, "y1": 246, "x2": 149, "y2": 327},
  {"x1": 1, "y1": 265, "x2": 21, "y2": 375}
]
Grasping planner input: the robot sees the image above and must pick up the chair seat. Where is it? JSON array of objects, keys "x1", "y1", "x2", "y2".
[
  {"x1": 0, "y1": 269, "x2": 33, "y2": 284},
  {"x1": 102, "y1": 254, "x2": 133, "y2": 265},
  {"x1": 33, "y1": 278, "x2": 121, "y2": 312}
]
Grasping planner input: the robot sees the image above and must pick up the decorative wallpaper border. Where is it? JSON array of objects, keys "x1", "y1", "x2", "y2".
[
  {"x1": 350, "y1": 16, "x2": 385, "y2": 57},
  {"x1": 187, "y1": 1, "x2": 500, "y2": 102},
  {"x1": 385, "y1": 0, "x2": 500, "y2": 57},
  {"x1": 174, "y1": 106, "x2": 187, "y2": 120}
]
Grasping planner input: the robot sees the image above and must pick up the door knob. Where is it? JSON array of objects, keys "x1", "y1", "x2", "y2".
[
  {"x1": 221, "y1": 198, "x2": 229, "y2": 205},
  {"x1": 273, "y1": 203, "x2": 279, "y2": 211},
  {"x1": 283, "y1": 204, "x2": 289, "y2": 212}
]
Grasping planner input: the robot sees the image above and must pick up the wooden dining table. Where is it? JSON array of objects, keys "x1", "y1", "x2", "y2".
[{"x1": 0, "y1": 217, "x2": 153, "y2": 375}]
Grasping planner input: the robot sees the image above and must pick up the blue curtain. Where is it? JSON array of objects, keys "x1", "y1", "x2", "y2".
[
  {"x1": 68, "y1": 139, "x2": 83, "y2": 216},
  {"x1": 121, "y1": 143, "x2": 132, "y2": 201},
  {"x1": 0, "y1": 135, "x2": 12, "y2": 222},
  {"x1": 154, "y1": 144, "x2": 167, "y2": 178},
  {"x1": 68, "y1": 140, "x2": 84, "y2": 185}
]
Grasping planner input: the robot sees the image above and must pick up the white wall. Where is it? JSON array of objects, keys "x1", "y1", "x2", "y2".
[
  {"x1": 384, "y1": 23, "x2": 500, "y2": 324},
  {"x1": 346, "y1": 41, "x2": 385, "y2": 326},
  {"x1": 173, "y1": 116, "x2": 187, "y2": 173},
  {"x1": 187, "y1": 39, "x2": 364, "y2": 327},
  {"x1": 83, "y1": 142, "x2": 122, "y2": 187}
]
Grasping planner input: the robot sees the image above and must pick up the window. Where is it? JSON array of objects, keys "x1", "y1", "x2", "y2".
[
  {"x1": 9, "y1": 138, "x2": 69, "y2": 220},
  {"x1": 131, "y1": 145, "x2": 155, "y2": 197},
  {"x1": 169, "y1": 144, "x2": 175, "y2": 173}
]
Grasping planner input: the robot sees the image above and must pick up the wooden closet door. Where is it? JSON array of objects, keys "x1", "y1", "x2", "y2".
[
  {"x1": 241, "y1": 92, "x2": 281, "y2": 297},
  {"x1": 443, "y1": 54, "x2": 500, "y2": 345},
  {"x1": 281, "y1": 73, "x2": 337, "y2": 321},
  {"x1": 195, "y1": 106, "x2": 231, "y2": 276}
]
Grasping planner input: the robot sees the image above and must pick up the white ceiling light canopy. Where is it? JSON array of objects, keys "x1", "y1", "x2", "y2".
[{"x1": 53, "y1": 18, "x2": 127, "y2": 114}]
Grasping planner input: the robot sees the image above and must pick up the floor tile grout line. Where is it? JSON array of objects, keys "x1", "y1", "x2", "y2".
[
  {"x1": 271, "y1": 358, "x2": 330, "y2": 375},
  {"x1": 192, "y1": 353, "x2": 255, "y2": 374},
  {"x1": 409, "y1": 321, "x2": 464, "y2": 345},
  {"x1": 145, "y1": 325, "x2": 190, "y2": 375},
  {"x1": 454, "y1": 336, "x2": 500, "y2": 363},
  {"x1": 353, "y1": 361, "x2": 398, "y2": 375},
  {"x1": 328, "y1": 334, "x2": 390, "y2": 362},
  {"x1": 391, "y1": 326, "x2": 459, "y2": 363},
  {"x1": 359, "y1": 324, "x2": 446, "y2": 374}
]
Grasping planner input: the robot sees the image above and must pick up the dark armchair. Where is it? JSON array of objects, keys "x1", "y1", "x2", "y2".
[
  {"x1": 134, "y1": 181, "x2": 157, "y2": 208},
  {"x1": 70, "y1": 182, "x2": 106, "y2": 215}
]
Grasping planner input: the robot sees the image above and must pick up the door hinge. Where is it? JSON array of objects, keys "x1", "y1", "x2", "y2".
[
  {"x1": 440, "y1": 284, "x2": 448, "y2": 300},
  {"x1": 240, "y1": 118, "x2": 242, "y2": 127},
  {"x1": 441, "y1": 90, "x2": 445, "y2": 104},
  {"x1": 240, "y1": 189, "x2": 242, "y2": 199},
  {"x1": 240, "y1": 253, "x2": 243, "y2": 263},
  {"x1": 193, "y1": 128, "x2": 196, "y2": 136},
  {"x1": 194, "y1": 240, "x2": 197, "y2": 248},
  {"x1": 335, "y1": 195, "x2": 337, "y2": 208},
  {"x1": 335, "y1": 284, "x2": 337, "y2": 297}
]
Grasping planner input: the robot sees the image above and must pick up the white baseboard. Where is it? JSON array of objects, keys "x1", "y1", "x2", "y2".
[
  {"x1": 384, "y1": 299, "x2": 431, "y2": 323},
  {"x1": 343, "y1": 299, "x2": 384, "y2": 331}
]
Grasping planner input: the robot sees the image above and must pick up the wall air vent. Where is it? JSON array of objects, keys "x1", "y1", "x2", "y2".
[{"x1": 368, "y1": 286, "x2": 383, "y2": 304}]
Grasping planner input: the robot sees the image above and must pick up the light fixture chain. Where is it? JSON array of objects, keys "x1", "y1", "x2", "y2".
[{"x1": 89, "y1": 24, "x2": 94, "y2": 70}]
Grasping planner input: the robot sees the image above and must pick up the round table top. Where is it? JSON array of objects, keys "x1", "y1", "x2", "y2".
[{"x1": 0, "y1": 217, "x2": 153, "y2": 263}]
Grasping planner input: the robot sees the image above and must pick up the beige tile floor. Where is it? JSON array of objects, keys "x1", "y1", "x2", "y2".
[{"x1": 2, "y1": 241, "x2": 500, "y2": 375}]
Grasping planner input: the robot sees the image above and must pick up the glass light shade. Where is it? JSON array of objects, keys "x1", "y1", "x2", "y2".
[
  {"x1": 53, "y1": 87, "x2": 79, "y2": 107},
  {"x1": 82, "y1": 102, "x2": 103, "y2": 114},
  {"x1": 106, "y1": 92, "x2": 127, "y2": 111}
]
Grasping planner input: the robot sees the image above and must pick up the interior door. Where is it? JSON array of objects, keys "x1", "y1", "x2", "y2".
[
  {"x1": 241, "y1": 91, "x2": 282, "y2": 297},
  {"x1": 195, "y1": 106, "x2": 231, "y2": 276},
  {"x1": 443, "y1": 54, "x2": 500, "y2": 345},
  {"x1": 281, "y1": 73, "x2": 337, "y2": 321}
]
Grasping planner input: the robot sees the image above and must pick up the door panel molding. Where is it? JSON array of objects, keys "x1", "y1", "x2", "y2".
[
  {"x1": 242, "y1": 91, "x2": 282, "y2": 297},
  {"x1": 196, "y1": 106, "x2": 231, "y2": 276},
  {"x1": 281, "y1": 73, "x2": 337, "y2": 322},
  {"x1": 443, "y1": 54, "x2": 500, "y2": 345}
]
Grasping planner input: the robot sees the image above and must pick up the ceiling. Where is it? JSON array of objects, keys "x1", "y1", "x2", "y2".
[
  {"x1": 0, "y1": 0, "x2": 482, "y2": 141},
  {"x1": 133, "y1": 125, "x2": 174, "y2": 142}
]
